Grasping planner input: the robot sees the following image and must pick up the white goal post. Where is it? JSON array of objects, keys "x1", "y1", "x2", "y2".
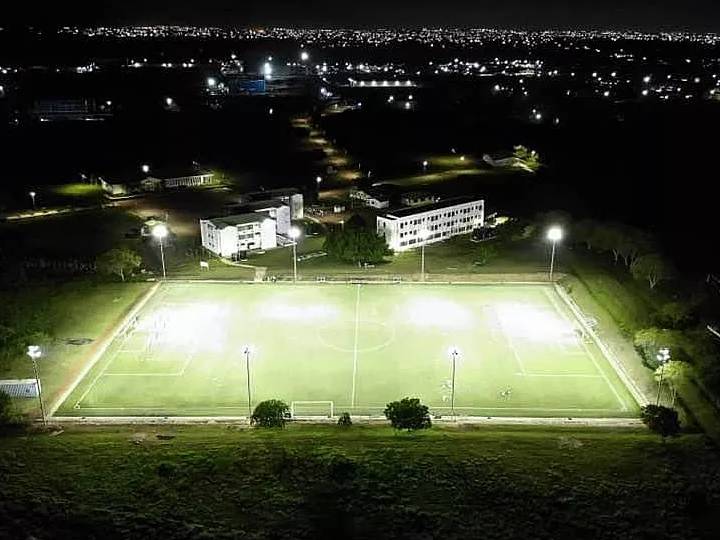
[{"x1": 291, "y1": 401, "x2": 335, "y2": 418}]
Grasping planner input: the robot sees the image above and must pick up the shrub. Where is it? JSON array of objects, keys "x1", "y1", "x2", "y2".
[
  {"x1": 0, "y1": 391, "x2": 22, "y2": 428},
  {"x1": 641, "y1": 404, "x2": 681, "y2": 440},
  {"x1": 383, "y1": 397, "x2": 431, "y2": 431},
  {"x1": 337, "y1": 412, "x2": 352, "y2": 427},
  {"x1": 250, "y1": 399, "x2": 291, "y2": 428}
]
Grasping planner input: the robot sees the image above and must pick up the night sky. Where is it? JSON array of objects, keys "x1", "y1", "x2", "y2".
[{"x1": 7, "y1": 0, "x2": 720, "y2": 31}]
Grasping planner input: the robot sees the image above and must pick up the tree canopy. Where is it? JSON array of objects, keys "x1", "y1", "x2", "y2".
[
  {"x1": 96, "y1": 247, "x2": 142, "y2": 282},
  {"x1": 323, "y1": 228, "x2": 390, "y2": 264}
]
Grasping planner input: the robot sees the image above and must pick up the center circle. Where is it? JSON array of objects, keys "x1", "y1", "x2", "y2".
[{"x1": 317, "y1": 320, "x2": 395, "y2": 353}]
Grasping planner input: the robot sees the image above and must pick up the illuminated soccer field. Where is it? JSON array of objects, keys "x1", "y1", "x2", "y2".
[{"x1": 55, "y1": 282, "x2": 640, "y2": 418}]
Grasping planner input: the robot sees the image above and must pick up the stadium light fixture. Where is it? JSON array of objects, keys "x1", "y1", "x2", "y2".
[
  {"x1": 419, "y1": 228, "x2": 430, "y2": 281},
  {"x1": 655, "y1": 347, "x2": 671, "y2": 405},
  {"x1": 207, "y1": 77, "x2": 217, "y2": 87},
  {"x1": 29, "y1": 191, "x2": 36, "y2": 209},
  {"x1": 316, "y1": 176, "x2": 323, "y2": 185},
  {"x1": 300, "y1": 51, "x2": 309, "y2": 62},
  {"x1": 289, "y1": 226, "x2": 301, "y2": 282},
  {"x1": 141, "y1": 164, "x2": 150, "y2": 174},
  {"x1": 546, "y1": 226, "x2": 563, "y2": 281},
  {"x1": 27, "y1": 345, "x2": 46, "y2": 425},
  {"x1": 422, "y1": 160, "x2": 428, "y2": 171},
  {"x1": 165, "y1": 97, "x2": 174, "y2": 107},
  {"x1": 448, "y1": 346, "x2": 460, "y2": 417},
  {"x1": 243, "y1": 345, "x2": 254, "y2": 416},
  {"x1": 152, "y1": 224, "x2": 169, "y2": 279}
]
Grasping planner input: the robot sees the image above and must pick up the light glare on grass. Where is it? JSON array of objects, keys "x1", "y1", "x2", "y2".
[
  {"x1": 495, "y1": 303, "x2": 575, "y2": 343},
  {"x1": 407, "y1": 298, "x2": 471, "y2": 328},
  {"x1": 260, "y1": 303, "x2": 337, "y2": 321}
]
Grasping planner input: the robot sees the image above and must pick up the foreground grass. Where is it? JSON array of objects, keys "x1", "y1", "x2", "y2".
[{"x1": 0, "y1": 424, "x2": 718, "y2": 539}]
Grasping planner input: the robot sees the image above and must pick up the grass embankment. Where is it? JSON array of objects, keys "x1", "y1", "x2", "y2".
[
  {"x1": 566, "y1": 251, "x2": 720, "y2": 440},
  {"x1": 0, "y1": 280, "x2": 151, "y2": 415},
  {"x1": 0, "y1": 424, "x2": 718, "y2": 539}
]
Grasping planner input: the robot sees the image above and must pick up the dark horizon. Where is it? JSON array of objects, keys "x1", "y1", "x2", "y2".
[{"x1": 6, "y1": 0, "x2": 720, "y2": 33}]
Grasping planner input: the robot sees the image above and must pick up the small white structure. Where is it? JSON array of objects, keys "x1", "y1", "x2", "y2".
[
  {"x1": 377, "y1": 196, "x2": 484, "y2": 252},
  {"x1": 400, "y1": 191, "x2": 440, "y2": 207},
  {"x1": 239, "y1": 188, "x2": 304, "y2": 219},
  {"x1": 482, "y1": 152, "x2": 520, "y2": 168},
  {"x1": 349, "y1": 188, "x2": 390, "y2": 209},
  {"x1": 200, "y1": 214, "x2": 277, "y2": 258}
]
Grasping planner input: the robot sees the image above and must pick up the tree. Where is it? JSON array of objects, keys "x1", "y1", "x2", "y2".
[
  {"x1": 654, "y1": 360, "x2": 688, "y2": 407},
  {"x1": 383, "y1": 397, "x2": 432, "y2": 431},
  {"x1": 323, "y1": 229, "x2": 390, "y2": 264},
  {"x1": 250, "y1": 399, "x2": 291, "y2": 428},
  {"x1": 513, "y1": 145, "x2": 541, "y2": 171},
  {"x1": 641, "y1": 404, "x2": 681, "y2": 440},
  {"x1": 344, "y1": 213, "x2": 367, "y2": 230},
  {"x1": 631, "y1": 254, "x2": 672, "y2": 289},
  {"x1": 96, "y1": 247, "x2": 142, "y2": 282}
]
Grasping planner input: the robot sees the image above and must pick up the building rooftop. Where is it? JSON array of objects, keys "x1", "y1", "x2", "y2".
[
  {"x1": 383, "y1": 196, "x2": 483, "y2": 219},
  {"x1": 206, "y1": 213, "x2": 267, "y2": 228}
]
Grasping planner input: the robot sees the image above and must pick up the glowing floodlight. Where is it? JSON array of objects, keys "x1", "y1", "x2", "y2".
[
  {"x1": 289, "y1": 226, "x2": 301, "y2": 240},
  {"x1": 300, "y1": 51, "x2": 309, "y2": 62},
  {"x1": 547, "y1": 226, "x2": 563, "y2": 242},
  {"x1": 152, "y1": 224, "x2": 168, "y2": 239},
  {"x1": 141, "y1": 164, "x2": 150, "y2": 174},
  {"x1": 207, "y1": 77, "x2": 217, "y2": 87},
  {"x1": 165, "y1": 97, "x2": 174, "y2": 106}
]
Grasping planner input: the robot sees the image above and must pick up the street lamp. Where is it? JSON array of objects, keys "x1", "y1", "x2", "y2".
[
  {"x1": 152, "y1": 224, "x2": 169, "y2": 279},
  {"x1": 289, "y1": 226, "x2": 301, "y2": 282},
  {"x1": 422, "y1": 160, "x2": 429, "y2": 172},
  {"x1": 300, "y1": 51, "x2": 309, "y2": 62},
  {"x1": 316, "y1": 176, "x2": 323, "y2": 185},
  {"x1": 243, "y1": 345, "x2": 253, "y2": 417},
  {"x1": 655, "y1": 347, "x2": 671, "y2": 405},
  {"x1": 448, "y1": 346, "x2": 460, "y2": 417},
  {"x1": 141, "y1": 164, "x2": 150, "y2": 174},
  {"x1": 419, "y1": 228, "x2": 430, "y2": 281},
  {"x1": 29, "y1": 191, "x2": 36, "y2": 210},
  {"x1": 27, "y1": 345, "x2": 46, "y2": 425},
  {"x1": 546, "y1": 226, "x2": 563, "y2": 281}
]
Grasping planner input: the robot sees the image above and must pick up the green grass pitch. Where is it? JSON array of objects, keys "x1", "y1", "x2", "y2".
[{"x1": 55, "y1": 282, "x2": 640, "y2": 418}]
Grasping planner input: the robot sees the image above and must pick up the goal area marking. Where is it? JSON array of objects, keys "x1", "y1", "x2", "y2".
[{"x1": 291, "y1": 401, "x2": 335, "y2": 418}]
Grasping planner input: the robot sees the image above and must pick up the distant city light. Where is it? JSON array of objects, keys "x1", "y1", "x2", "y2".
[
  {"x1": 207, "y1": 77, "x2": 217, "y2": 87},
  {"x1": 142, "y1": 164, "x2": 150, "y2": 174},
  {"x1": 547, "y1": 226, "x2": 563, "y2": 242},
  {"x1": 300, "y1": 51, "x2": 310, "y2": 62}
]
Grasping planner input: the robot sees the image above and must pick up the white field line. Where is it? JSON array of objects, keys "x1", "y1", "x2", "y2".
[
  {"x1": 520, "y1": 373, "x2": 603, "y2": 378},
  {"x1": 47, "y1": 282, "x2": 162, "y2": 417},
  {"x1": 494, "y1": 310, "x2": 527, "y2": 374},
  {"x1": 544, "y1": 288, "x2": 627, "y2": 411},
  {"x1": 351, "y1": 284, "x2": 361, "y2": 407},
  {"x1": 553, "y1": 284, "x2": 649, "y2": 407}
]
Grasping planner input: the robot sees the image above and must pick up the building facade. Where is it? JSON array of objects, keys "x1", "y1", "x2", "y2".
[
  {"x1": 376, "y1": 197, "x2": 484, "y2": 252},
  {"x1": 200, "y1": 214, "x2": 277, "y2": 258}
]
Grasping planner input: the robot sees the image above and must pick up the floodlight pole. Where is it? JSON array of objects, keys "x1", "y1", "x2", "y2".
[
  {"x1": 656, "y1": 364, "x2": 665, "y2": 405},
  {"x1": 450, "y1": 349, "x2": 458, "y2": 417},
  {"x1": 292, "y1": 240, "x2": 298, "y2": 282},
  {"x1": 158, "y1": 237, "x2": 167, "y2": 279},
  {"x1": 421, "y1": 242, "x2": 426, "y2": 282},
  {"x1": 549, "y1": 239, "x2": 558, "y2": 281},
  {"x1": 244, "y1": 348, "x2": 252, "y2": 416},
  {"x1": 28, "y1": 351, "x2": 47, "y2": 426}
]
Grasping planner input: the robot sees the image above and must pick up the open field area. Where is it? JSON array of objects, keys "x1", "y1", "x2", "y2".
[
  {"x1": 1, "y1": 424, "x2": 719, "y2": 540},
  {"x1": 56, "y1": 282, "x2": 639, "y2": 418}
]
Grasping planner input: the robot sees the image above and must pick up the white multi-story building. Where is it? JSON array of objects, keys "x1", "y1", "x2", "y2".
[
  {"x1": 200, "y1": 213, "x2": 277, "y2": 258},
  {"x1": 377, "y1": 196, "x2": 484, "y2": 252}
]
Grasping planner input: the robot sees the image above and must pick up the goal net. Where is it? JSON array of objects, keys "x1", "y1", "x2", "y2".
[{"x1": 291, "y1": 401, "x2": 334, "y2": 418}]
